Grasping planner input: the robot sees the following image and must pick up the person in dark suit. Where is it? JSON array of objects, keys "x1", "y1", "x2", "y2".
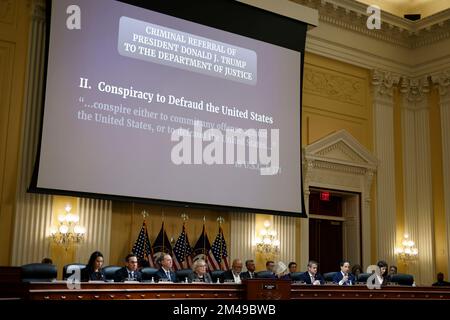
[
  {"x1": 240, "y1": 259, "x2": 257, "y2": 280},
  {"x1": 81, "y1": 251, "x2": 105, "y2": 281},
  {"x1": 298, "y1": 260, "x2": 325, "y2": 285},
  {"x1": 188, "y1": 259, "x2": 212, "y2": 283},
  {"x1": 432, "y1": 272, "x2": 450, "y2": 286},
  {"x1": 333, "y1": 260, "x2": 356, "y2": 285},
  {"x1": 114, "y1": 253, "x2": 142, "y2": 282},
  {"x1": 155, "y1": 254, "x2": 178, "y2": 283},
  {"x1": 220, "y1": 259, "x2": 243, "y2": 283}
]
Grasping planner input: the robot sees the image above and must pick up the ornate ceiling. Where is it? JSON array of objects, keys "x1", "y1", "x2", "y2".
[{"x1": 355, "y1": 0, "x2": 450, "y2": 18}]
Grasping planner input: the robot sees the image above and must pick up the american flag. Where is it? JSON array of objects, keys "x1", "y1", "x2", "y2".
[
  {"x1": 172, "y1": 223, "x2": 193, "y2": 271},
  {"x1": 152, "y1": 222, "x2": 173, "y2": 267},
  {"x1": 192, "y1": 224, "x2": 214, "y2": 271},
  {"x1": 209, "y1": 226, "x2": 230, "y2": 271},
  {"x1": 132, "y1": 220, "x2": 155, "y2": 268}
]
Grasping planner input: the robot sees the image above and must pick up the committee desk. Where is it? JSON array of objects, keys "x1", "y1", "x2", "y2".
[{"x1": 11, "y1": 280, "x2": 450, "y2": 301}]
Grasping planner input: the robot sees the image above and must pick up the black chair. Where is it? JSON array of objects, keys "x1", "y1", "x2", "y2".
[
  {"x1": 21, "y1": 263, "x2": 57, "y2": 282},
  {"x1": 141, "y1": 267, "x2": 159, "y2": 281},
  {"x1": 63, "y1": 263, "x2": 86, "y2": 280},
  {"x1": 176, "y1": 268, "x2": 194, "y2": 282},
  {"x1": 103, "y1": 265, "x2": 122, "y2": 281},
  {"x1": 390, "y1": 273, "x2": 414, "y2": 286},
  {"x1": 256, "y1": 271, "x2": 275, "y2": 279},
  {"x1": 356, "y1": 272, "x2": 372, "y2": 283},
  {"x1": 211, "y1": 270, "x2": 225, "y2": 283},
  {"x1": 324, "y1": 272, "x2": 337, "y2": 282},
  {"x1": 289, "y1": 272, "x2": 304, "y2": 281}
]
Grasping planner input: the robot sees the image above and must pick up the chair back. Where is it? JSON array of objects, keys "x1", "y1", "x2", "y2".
[
  {"x1": 390, "y1": 273, "x2": 414, "y2": 286},
  {"x1": 256, "y1": 271, "x2": 275, "y2": 279},
  {"x1": 289, "y1": 272, "x2": 303, "y2": 281},
  {"x1": 103, "y1": 265, "x2": 122, "y2": 280},
  {"x1": 356, "y1": 272, "x2": 372, "y2": 283},
  {"x1": 141, "y1": 267, "x2": 159, "y2": 281},
  {"x1": 324, "y1": 272, "x2": 337, "y2": 282},
  {"x1": 176, "y1": 269, "x2": 194, "y2": 282},
  {"x1": 63, "y1": 263, "x2": 86, "y2": 280},
  {"x1": 21, "y1": 263, "x2": 57, "y2": 282},
  {"x1": 211, "y1": 270, "x2": 225, "y2": 283}
]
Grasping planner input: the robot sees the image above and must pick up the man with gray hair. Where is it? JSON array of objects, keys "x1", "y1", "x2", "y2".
[{"x1": 298, "y1": 260, "x2": 325, "y2": 285}]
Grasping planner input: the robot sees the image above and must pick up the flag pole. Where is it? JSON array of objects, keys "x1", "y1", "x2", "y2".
[{"x1": 217, "y1": 216, "x2": 224, "y2": 269}]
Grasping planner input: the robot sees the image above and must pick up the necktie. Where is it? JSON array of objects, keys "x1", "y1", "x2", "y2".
[
  {"x1": 167, "y1": 271, "x2": 171, "y2": 281},
  {"x1": 250, "y1": 273, "x2": 253, "y2": 279}
]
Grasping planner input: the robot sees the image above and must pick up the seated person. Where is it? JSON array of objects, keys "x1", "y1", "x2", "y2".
[
  {"x1": 82, "y1": 251, "x2": 105, "y2": 281},
  {"x1": 240, "y1": 259, "x2": 257, "y2": 280},
  {"x1": 288, "y1": 262, "x2": 297, "y2": 274},
  {"x1": 389, "y1": 265, "x2": 398, "y2": 277},
  {"x1": 220, "y1": 259, "x2": 243, "y2": 283},
  {"x1": 298, "y1": 260, "x2": 325, "y2": 285},
  {"x1": 333, "y1": 261, "x2": 356, "y2": 285},
  {"x1": 41, "y1": 257, "x2": 53, "y2": 264},
  {"x1": 155, "y1": 254, "x2": 178, "y2": 283},
  {"x1": 188, "y1": 259, "x2": 212, "y2": 283},
  {"x1": 432, "y1": 272, "x2": 450, "y2": 286},
  {"x1": 114, "y1": 253, "x2": 142, "y2": 282},
  {"x1": 351, "y1": 264, "x2": 362, "y2": 279},
  {"x1": 376, "y1": 260, "x2": 390, "y2": 286}
]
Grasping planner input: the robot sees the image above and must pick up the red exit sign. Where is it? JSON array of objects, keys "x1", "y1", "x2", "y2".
[{"x1": 320, "y1": 192, "x2": 330, "y2": 201}]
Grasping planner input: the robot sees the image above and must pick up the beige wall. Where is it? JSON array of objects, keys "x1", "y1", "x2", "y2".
[{"x1": 0, "y1": 0, "x2": 31, "y2": 265}]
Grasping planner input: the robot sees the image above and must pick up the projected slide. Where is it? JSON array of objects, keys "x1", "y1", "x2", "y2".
[{"x1": 37, "y1": 0, "x2": 303, "y2": 214}]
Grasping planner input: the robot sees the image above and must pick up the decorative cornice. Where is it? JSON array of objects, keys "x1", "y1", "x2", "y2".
[
  {"x1": 292, "y1": 0, "x2": 450, "y2": 49},
  {"x1": 371, "y1": 70, "x2": 400, "y2": 97}
]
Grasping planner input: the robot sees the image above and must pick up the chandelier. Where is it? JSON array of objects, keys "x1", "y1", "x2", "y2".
[
  {"x1": 255, "y1": 220, "x2": 280, "y2": 255},
  {"x1": 49, "y1": 204, "x2": 85, "y2": 248},
  {"x1": 395, "y1": 234, "x2": 418, "y2": 263}
]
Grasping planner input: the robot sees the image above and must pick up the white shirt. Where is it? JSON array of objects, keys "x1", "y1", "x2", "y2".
[
  {"x1": 338, "y1": 271, "x2": 352, "y2": 286},
  {"x1": 232, "y1": 272, "x2": 241, "y2": 284}
]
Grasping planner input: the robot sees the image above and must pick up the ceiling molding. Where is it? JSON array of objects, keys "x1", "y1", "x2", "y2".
[{"x1": 292, "y1": 0, "x2": 450, "y2": 49}]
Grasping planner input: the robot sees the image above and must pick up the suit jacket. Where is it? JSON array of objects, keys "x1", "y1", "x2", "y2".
[
  {"x1": 220, "y1": 270, "x2": 241, "y2": 283},
  {"x1": 114, "y1": 267, "x2": 142, "y2": 282},
  {"x1": 298, "y1": 271, "x2": 325, "y2": 284},
  {"x1": 155, "y1": 268, "x2": 178, "y2": 283},
  {"x1": 81, "y1": 267, "x2": 105, "y2": 282},
  {"x1": 188, "y1": 272, "x2": 212, "y2": 283},
  {"x1": 240, "y1": 271, "x2": 257, "y2": 280},
  {"x1": 333, "y1": 271, "x2": 356, "y2": 285}
]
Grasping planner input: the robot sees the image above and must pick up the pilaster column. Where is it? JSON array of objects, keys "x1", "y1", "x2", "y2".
[
  {"x1": 399, "y1": 76, "x2": 435, "y2": 285},
  {"x1": 371, "y1": 70, "x2": 399, "y2": 266},
  {"x1": 11, "y1": 0, "x2": 53, "y2": 266},
  {"x1": 432, "y1": 71, "x2": 450, "y2": 278},
  {"x1": 230, "y1": 212, "x2": 255, "y2": 263}
]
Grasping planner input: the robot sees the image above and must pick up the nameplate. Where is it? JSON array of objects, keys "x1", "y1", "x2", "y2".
[{"x1": 263, "y1": 284, "x2": 277, "y2": 290}]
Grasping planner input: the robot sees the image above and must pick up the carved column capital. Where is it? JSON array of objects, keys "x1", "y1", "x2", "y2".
[
  {"x1": 371, "y1": 70, "x2": 400, "y2": 98},
  {"x1": 399, "y1": 76, "x2": 431, "y2": 104},
  {"x1": 431, "y1": 70, "x2": 450, "y2": 98}
]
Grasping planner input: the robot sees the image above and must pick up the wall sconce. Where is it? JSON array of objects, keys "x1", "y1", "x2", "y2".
[
  {"x1": 49, "y1": 204, "x2": 85, "y2": 248},
  {"x1": 395, "y1": 234, "x2": 418, "y2": 264},
  {"x1": 255, "y1": 220, "x2": 280, "y2": 256}
]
